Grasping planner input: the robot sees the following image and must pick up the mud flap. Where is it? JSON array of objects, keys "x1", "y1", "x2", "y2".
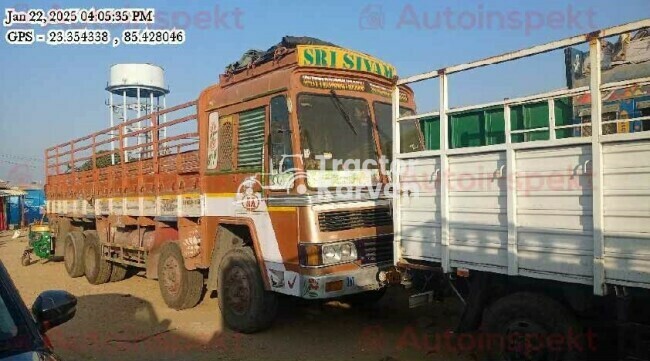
[
  {"x1": 54, "y1": 236, "x2": 66, "y2": 257},
  {"x1": 456, "y1": 272, "x2": 491, "y2": 333}
]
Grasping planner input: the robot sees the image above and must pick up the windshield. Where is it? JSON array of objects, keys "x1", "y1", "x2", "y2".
[
  {"x1": 297, "y1": 93, "x2": 380, "y2": 188},
  {"x1": 374, "y1": 102, "x2": 423, "y2": 160}
]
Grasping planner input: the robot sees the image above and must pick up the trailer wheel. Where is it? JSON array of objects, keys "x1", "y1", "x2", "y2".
[
  {"x1": 158, "y1": 243, "x2": 204, "y2": 310},
  {"x1": 110, "y1": 263, "x2": 129, "y2": 282},
  {"x1": 83, "y1": 231, "x2": 112, "y2": 285},
  {"x1": 481, "y1": 292, "x2": 582, "y2": 361},
  {"x1": 64, "y1": 231, "x2": 85, "y2": 278},
  {"x1": 218, "y1": 247, "x2": 277, "y2": 333}
]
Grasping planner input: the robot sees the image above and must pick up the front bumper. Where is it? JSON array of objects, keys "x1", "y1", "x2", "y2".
[{"x1": 298, "y1": 263, "x2": 390, "y2": 299}]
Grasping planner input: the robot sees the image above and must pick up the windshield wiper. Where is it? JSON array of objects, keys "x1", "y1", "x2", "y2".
[{"x1": 329, "y1": 90, "x2": 358, "y2": 135}]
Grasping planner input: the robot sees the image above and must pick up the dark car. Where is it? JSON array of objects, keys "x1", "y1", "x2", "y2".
[{"x1": 0, "y1": 261, "x2": 76, "y2": 360}]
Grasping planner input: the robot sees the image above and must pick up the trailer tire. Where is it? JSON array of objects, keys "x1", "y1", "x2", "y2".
[
  {"x1": 110, "y1": 263, "x2": 129, "y2": 282},
  {"x1": 218, "y1": 247, "x2": 278, "y2": 333},
  {"x1": 481, "y1": 292, "x2": 582, "y2": 361},
  {"x1": 64, "y1": 231, "x2": 85, "y2": 278},
  {"x1": 83, "y1": 231, "x2": 113, "y2": 285},
  {"x1": 158, "y1": 243, "x2": 204, "y2": 310}
]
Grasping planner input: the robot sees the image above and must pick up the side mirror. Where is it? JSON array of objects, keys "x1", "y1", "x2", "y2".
[{"x1": 31, "y1": 290, "x2": 77, "y2": 332}]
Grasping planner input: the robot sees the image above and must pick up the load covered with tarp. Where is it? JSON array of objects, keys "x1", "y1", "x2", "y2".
[{"x1": 224, "y1": 36, "x2": 338, "y2": 74}]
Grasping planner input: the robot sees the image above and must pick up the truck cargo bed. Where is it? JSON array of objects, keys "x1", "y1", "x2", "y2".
[
  {"x1": 392, "y1": 19, "x2": 650, "y2": 295},
  {"x1": 397, "y1": 137, "x2": 650, "y2": 290}
]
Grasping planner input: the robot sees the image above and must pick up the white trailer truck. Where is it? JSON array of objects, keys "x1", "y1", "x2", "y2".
[{"x1": 390, "y1": 20, "x2": 650, "y2": 360}]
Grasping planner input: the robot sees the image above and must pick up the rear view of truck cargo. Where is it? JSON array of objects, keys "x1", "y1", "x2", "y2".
[{"x1": 390, "y1": 20, "x2": 650, "y2": 360}]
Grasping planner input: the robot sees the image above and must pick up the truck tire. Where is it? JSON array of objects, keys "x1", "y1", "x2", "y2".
[
  {"x1": 481, "y1": 292, "x2": 582, "y2": 361},
  {"x1": 64, "y1": 231, "x2": 85, "y2": 278},
  {"x1": 157, "y1": 243, "x2": 204, "y2": 310},
  {"x1": 54, "y1": 217, "x2": 73, "y2": 257},
  {"x1": 110, "y1": 263, "x2": 129, "y2": 282},
  {"x1": 83, "y1": 231, "x2": 113, "y2": 285},
  {"x1": 218, "y1": 247, "x2": 278, "y2": 333}
]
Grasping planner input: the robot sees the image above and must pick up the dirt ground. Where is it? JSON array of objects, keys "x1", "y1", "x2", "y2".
[{"x1": 1, "y1": 230, "x2": 473, "y2": 361}]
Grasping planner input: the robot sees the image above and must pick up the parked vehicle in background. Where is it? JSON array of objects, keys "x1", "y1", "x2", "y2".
[
  {"x1": 44, "y1": 36, "x2": 416, "y2": 333},
  {"x1": 0, "y1": 261, "x2": 77, "y2": 360},
  {"x1": 566, "y1": 27, "x2": 650, "y2": 137},
  {"x1": 390, "y1": 20, "x2": 650, "y2": 360}
]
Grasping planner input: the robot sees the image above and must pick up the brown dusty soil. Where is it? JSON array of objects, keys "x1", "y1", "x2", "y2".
[{"x1": 0, "y1": 230, "x2": 473, "y2": 361}]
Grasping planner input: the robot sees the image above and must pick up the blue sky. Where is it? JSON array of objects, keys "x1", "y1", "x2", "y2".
[{"x1": 1, "y1": 0, "x2": 649, "y2": 182}]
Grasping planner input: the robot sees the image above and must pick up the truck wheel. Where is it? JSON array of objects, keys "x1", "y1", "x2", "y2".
[
  {"x1": 64, "y1": 231, "x2": 85, "y2": 278},
  {"x1": 54, "y1": 218, "x2": 73, "y2": 255},
  {"x1": 110, "y1": 263, "x2": 129, "y2": 282},
  {"x1": 481, "y1": 292, "x2": 582, "y2": 361},
  {"x1": 218, "y1": 247, "x2": 278, "y2": 333},
  {"x1": 158, "y1": 243, "x2": 204, "y2": 310},
  {"x1": 83, "y1": 231, "x2": 113, "y2": 285}
]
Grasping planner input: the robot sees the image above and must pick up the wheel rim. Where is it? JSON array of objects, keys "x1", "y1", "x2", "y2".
[
  {"x1": 162, "y1": 256, "x2": 182, "y2": 296},
  {"x1": 224, "y1": 265, "x2": 251, "y2": 316},
  {"x1": 502, "y1": 318, "x2": 548, "y2": 361},
  {"x1": 65, "y1": 240, "x2": 75, "y2": 271},
  {"x1": 84, "y1": 244, "x2": 96, "y2": 275}
]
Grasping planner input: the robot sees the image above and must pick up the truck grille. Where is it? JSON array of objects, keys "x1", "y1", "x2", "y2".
[
  {"x1": 356, "y1": 234, "x2": 394, "y2": 265},
  {"x1": 318, "y1": 207, "x2": 392, "y2": 232}
]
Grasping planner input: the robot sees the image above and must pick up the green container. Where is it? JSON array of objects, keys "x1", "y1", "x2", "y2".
[{"x1": 419, "y1": 97, "x2": 574, "y2": 150}]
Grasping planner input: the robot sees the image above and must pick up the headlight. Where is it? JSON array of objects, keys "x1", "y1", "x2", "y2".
[
  {"x1": 322, "y1": 242, "x2": 357, "y2": 265},
  {"x1": 299, "y1": 241, "x2": 359, "y2": 266}
]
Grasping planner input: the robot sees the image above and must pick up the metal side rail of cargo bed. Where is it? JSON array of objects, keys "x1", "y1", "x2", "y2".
[{"x1": 390, "y1": 19, "x2": 650, "y2": 297}]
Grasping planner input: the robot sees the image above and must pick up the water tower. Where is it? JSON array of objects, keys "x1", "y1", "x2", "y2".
[{"x1": 106, "y1": 63, "x2": 170, "y2": 163}]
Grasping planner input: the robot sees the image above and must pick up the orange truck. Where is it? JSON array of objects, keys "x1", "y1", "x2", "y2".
[{"x1": 44, "y1": 37, "x2": 414, "y2": 332}]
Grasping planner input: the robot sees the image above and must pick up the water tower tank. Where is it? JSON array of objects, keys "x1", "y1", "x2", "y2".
[
  {"x1": 106, "y1": 63, "x2": 169, "y2": 97},
  {"x1": 106, "y1": 63, "x2": 170, "y2": 164}
]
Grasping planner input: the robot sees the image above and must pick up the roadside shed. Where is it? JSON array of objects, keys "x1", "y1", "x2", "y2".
[{"x1": 0, "y1": 187, "x2": 27, "y2": 230}]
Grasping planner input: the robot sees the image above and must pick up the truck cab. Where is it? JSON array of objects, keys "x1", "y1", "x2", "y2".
[{"x1": 195, "y1": 39, "x2": 415, "y2": 321}]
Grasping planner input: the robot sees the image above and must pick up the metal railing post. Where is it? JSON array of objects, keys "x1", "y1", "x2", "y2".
[
  {"x1": 391, "y1": 86, "x2": 402, "y2": 265},
  {"x1": 91, "y1": 136, "x2": 97, "y2": 171},
  {"x1": 69, "y1": 143, "x2": 74, "y2": 172},
  {"x1": 54, "y1": 147, "x2": 59, "y2": 176},
  {"x1": 589, "y1": 36, "x2": 606, "y2": 296},
  {"x1": 504, "y1": 104, "x2": 518, "y2": 275},
  {"x1": 548, "y1": 98, "x2": 556, "y2": 140},
  {"x1": 152, "y1": 113, "x2": 160, "y2": 203},
  {"x1": 439, "y1": 71, "x2": 450, "y2": 273}
]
